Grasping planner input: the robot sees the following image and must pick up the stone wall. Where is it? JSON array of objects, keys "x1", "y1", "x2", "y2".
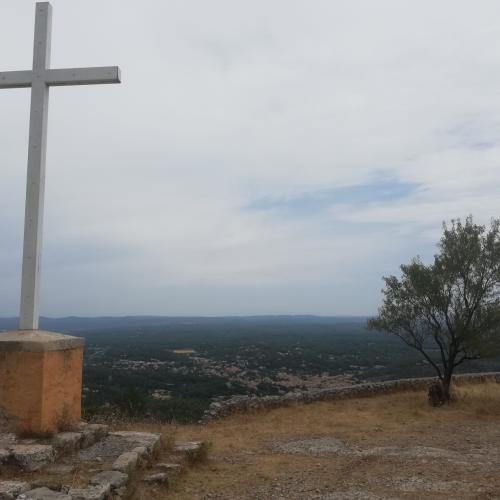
[{"x1": 201, "y1": 372, "x2": 500, "y2": 423}]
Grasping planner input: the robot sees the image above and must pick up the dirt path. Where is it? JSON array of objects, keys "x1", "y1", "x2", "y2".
[{"x1": 152, "y1": 383, "x2": 500, "y2": 499}]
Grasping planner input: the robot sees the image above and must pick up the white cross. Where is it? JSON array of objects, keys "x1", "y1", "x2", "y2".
[{"x1": 0, "y1": 2, "x2": 121, "y2": 330}]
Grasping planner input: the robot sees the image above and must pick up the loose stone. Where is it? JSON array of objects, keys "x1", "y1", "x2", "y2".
[
  {"x1": 79, "y1": 424, "x2": 109, "y2": 449},
  {"x1": 156, "y1": 462, "x2": 181, "y2": 472},
  {"x1": 143, "y1": 472, "x2": 168, "y2": 483}
]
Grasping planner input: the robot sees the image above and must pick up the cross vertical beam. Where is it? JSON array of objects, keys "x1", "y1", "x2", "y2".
[
  {"x1": 1, "y1": 2, "x2": 120, "y2": 330},
  {"x1": 19, "y1": 3, "x2": 52, "y2": 330}
]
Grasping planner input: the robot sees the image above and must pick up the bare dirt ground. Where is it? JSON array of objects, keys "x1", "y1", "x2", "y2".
[{"x1": 134, "y1": 382, "x2": 500, "y2": 500}]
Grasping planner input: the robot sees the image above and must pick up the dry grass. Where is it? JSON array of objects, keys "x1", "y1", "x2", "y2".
[
  {"x1": 168, "y1": 382, "x2": 500, "y2": 448},
  {"x1": 130, "y1": 382, "x2": 500, "y2": 499}
]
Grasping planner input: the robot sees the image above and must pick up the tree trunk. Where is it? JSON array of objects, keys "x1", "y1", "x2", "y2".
[
  {"x1": 441, "y1": 371, "x2": 453, "y2": 403},
  {"x1": 428, "y1": 371, "x2": 453, "y2": 406}
]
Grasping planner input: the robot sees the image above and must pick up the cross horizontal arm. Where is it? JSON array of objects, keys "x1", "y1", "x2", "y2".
[
  {"x1": 45, "y1": 66, "x2": 121, "y2": 86},
  {"x1": 0, "y1": 71, "x2": 33, "y2": 89}
]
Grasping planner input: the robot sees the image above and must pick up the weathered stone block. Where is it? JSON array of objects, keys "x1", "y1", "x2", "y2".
[
  {"x1": 142, "y1": 472, "x2": 168, "y2": 483},
  {"x1": 112, "y1": 451, "x2": 139, "y2": 473},
  {"x1": 79, "y1": 424, "x2": 109, "y2": 449},
  {"x1": 17, "y1": 487, "x2": 71, "y2": 500},
  {"x1": 90, "y1": 471, "x2": 128, "y2": 489},
  {"x1": 9, "y1": 444, "x2": 55, "y2": 471},
  {"x1": 52, "y1": 432, "x2": 82, "y2": 456},
  {"x1": 0, "y1": 331, "x2": 84, "y2": 435},
  {"x1": 109, "y1": 431, "x2": 162, "y2": 454}
]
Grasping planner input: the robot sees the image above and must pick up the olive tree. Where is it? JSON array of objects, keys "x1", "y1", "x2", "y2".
[{"x1": 368, "y1": 216, "x2": 500, "y2": 405}]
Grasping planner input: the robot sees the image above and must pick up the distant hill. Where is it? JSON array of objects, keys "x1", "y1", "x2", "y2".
[{"x1": 0, "y1": 315, "x2": 368, "y2": 333}]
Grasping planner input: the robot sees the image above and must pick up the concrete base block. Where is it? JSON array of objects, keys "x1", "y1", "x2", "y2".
[{"x1": 0, "y1": 331, "x2": 84, "y2": 435}]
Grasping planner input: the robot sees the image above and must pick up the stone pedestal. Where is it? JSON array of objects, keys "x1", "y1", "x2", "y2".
[{"x1": 0, "y1": 330, "x2": 84, "y2": 435}]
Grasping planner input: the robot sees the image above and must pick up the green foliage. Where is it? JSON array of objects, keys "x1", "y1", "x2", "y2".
[{"x1": 368, "y1": 216, "x2": 500, "y2": 399}]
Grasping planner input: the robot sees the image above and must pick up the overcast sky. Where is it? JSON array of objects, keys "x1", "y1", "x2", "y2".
[{"x1": 0, "y1": 0, "x2": 499, "y2": 317}]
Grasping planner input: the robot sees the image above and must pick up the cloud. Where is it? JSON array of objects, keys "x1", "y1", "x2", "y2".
[{"x1": 0, "y1": 0, "x2": 499, "y2": 316}]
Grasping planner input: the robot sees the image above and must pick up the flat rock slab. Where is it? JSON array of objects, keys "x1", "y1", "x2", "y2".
[
  {"x1": 269, "y1": 437, "x2": 347, "y2": 456},
  {"x1": 0, "y1": 480, "x2": 30, "y2": 500},
  {"x1": 269, "y1": 437, "x2": 466, "y2": 464},
  {"x1": 112, "y1": 451, "x2": 139, "y2": 473},
  {"x1": 18, "y1": 488, "x2": 71, "y2": 500},
  {"x1": 90, "y1": 471, "x2": 128, "y2": 489},
  {"x1": 109, "y1": 432, "x2": 162, "y2": 454},
  {"x1": 78, "y1": 431, "x2": 160, "y2": 469},
  {"x1": 78, "y1": 435, "x2": 134, "y2": 463},
  {"x1": 9, "y1": 444, "x2": 55, "y2": 471}
]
